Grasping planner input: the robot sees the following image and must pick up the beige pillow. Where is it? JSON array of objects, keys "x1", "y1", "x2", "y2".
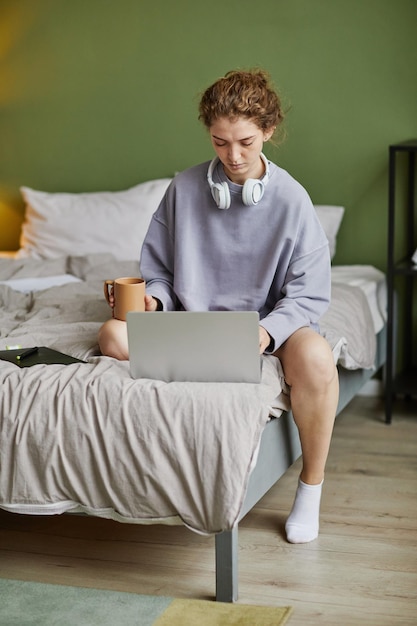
[{"x1": 17, "y1": 179, "x2": 172, "y2": 261}]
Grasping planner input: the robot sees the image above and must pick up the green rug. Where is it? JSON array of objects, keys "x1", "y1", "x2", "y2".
[{"x1": 0, "y1": 579, "x2": 293, "y2": 625}]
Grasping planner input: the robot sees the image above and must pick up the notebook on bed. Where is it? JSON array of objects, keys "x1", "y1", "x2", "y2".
[
  {"x1": 126, "y1": 311, "x2": 261, "y2": 383},
  {"x1": 0, "y1": 346, "x2": 86, "y2": 368}
]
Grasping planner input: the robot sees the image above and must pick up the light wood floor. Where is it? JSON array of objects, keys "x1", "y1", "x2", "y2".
[{"x1": 0, "y1": 395, "x2": 416, "y2": 625}]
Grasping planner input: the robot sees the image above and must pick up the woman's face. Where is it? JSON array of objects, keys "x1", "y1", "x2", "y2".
[{"x1": 209, "y1": 117, "x2": 273, "y2": 184}]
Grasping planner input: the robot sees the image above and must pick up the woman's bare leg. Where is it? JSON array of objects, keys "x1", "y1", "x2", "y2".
[{"x1": 275, "y1": 327, "x2": 339, "y2": 542}]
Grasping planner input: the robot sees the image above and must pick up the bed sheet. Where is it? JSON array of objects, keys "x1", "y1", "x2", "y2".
[
  {"x1": 330, "y1": 265, "x2": 387, "y2": 333},
  {"x1": 0, "y1": 254, "x2": 287, "y2": 533},
  {"x1": 319, "y1": 264, "x2": 386, "y2": 371}
]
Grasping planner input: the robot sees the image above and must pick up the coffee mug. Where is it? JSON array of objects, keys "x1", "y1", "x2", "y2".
[{"x1": 104, "y1": 277, "x2": 146, "y2": 321}]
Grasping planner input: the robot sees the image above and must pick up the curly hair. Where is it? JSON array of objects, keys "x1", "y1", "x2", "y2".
[{"x1": 198, "y1": 69, "x2": 285, "y2": 137}]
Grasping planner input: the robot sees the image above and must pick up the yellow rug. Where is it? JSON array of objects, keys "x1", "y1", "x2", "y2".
[{"x1": 153, "y1": 598, "x2": 293, "y2": 625}]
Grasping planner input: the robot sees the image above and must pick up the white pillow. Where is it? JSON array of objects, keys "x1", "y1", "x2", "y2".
[
  {"x1": 17, "y1": 179, "x2": 172, "y2": 261},
  {"x1": 314, "y1": 205, "x2": 345, "y2": 259}
]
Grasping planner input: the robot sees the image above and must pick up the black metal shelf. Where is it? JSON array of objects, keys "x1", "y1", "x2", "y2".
[
  {"x1": 392, "y1": 260, "x2": 417, "y2": 275},
  {"x1": 390, "y1": 139, "x2": 417, "y2": 151},
  {"x1": 385, "y1": 140, "x2": 417, "y2": 423}
]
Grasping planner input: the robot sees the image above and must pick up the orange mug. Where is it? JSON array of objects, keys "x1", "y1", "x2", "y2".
[{"x1": 104, "y1": 277, "x2": 146, "y2": 321}]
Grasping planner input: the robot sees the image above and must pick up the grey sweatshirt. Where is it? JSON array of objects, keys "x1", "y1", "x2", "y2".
[{"x1": 140, "y1": 158, "x2": 330, "y2": 352}]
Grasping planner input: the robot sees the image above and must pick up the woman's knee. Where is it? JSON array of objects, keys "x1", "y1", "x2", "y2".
[
  {"x1": 98, "y1": 319, "x2": 129, "y2": 360},
  {"x1": 276, "y1": 328, "x2": 336, "y2": 388}
]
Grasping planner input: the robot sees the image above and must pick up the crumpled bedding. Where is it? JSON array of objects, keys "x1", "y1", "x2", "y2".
[
  {"x1": 0, "y1": 253, "x2": 381, "y2": 533},
  {"x1": 321, "y1": 283, "x2": 377, "y2": 370}
]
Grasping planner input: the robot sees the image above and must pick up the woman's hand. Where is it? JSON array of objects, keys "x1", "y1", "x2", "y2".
[
  {"x1": 106, "y1": 292, "x2": 160, "y2": 312},
  {"x1": 259, "y1": 325, "x2": 272, "y2": 354},
  {"x1": 145, "y1": 295, "x2": 160, "y2": 311}
]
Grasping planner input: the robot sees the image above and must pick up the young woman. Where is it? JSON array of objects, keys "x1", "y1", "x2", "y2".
[{"x1": 98, "y1": 69, "x2": 339, "y2": 544}]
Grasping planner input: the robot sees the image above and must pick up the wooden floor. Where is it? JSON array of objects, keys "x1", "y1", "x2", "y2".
[{"x1": 0, "y1": 395, "x2": 416, "y2": 625}]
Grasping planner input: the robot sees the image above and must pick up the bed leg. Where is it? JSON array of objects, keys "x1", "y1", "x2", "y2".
[{"x1": 215, "y1": 526, "x2": 238, "y2": 602}]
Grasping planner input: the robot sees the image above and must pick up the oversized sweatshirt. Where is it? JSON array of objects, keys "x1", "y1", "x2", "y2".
[{"x1": 139, "y1": 158, "x2": 331, "y2": 352}]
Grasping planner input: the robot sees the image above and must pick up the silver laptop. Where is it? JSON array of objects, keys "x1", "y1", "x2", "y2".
[{"x1": 126, "y1": 311, "x2": 261, "y2": 383}]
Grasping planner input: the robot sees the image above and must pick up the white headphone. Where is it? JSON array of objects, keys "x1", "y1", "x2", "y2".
[{"x1": 207, "y1": 153, "x2": 270, "y2": 210}]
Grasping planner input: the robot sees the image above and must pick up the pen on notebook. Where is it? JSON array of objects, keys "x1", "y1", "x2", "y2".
[{"x1": 16, "y1": 347, "x2": 39, "y2": 361}]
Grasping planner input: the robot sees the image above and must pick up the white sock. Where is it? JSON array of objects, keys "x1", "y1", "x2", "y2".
[{"x1": 285, "y1": 478, "x2": 323, "y2": 544}]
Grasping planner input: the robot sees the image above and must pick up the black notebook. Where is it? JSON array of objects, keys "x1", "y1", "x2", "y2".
[{"x1": 0, "y1": 346, "x2": 86, "y2": 368}]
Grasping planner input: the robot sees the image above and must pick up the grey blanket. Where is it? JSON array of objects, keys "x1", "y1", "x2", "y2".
[{"x1": 0, "y1": 254, "x2": 378, "y2": 533}]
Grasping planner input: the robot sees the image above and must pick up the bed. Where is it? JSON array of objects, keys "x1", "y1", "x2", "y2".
[{"x1": 0, "y1": 179, "x2": 387, "y2": 602}]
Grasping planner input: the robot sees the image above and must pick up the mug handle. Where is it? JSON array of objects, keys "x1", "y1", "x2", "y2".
[{"x1": 104, "y1": 280, "x2": 115, "y2": 317}]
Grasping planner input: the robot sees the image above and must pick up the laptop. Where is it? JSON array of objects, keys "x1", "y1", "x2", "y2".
[{"x1": 126, "y1": 311, "x2": 261, "y2": 383}]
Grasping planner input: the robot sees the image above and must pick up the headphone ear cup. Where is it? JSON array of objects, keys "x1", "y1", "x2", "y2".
[
  {"x1": 242, "y1": 179, "x2": 265, "y2": 206},
  {"x1": 211, "y1": 182, "x2": 231, "y2": 210}
]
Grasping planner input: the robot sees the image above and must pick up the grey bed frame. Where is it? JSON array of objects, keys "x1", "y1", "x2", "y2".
[{"x1": 214, "y1": 325, "x2": 387, "y2": 602}]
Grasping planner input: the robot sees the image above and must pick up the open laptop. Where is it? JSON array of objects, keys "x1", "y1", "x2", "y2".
[{"x1": 126, "y1": 311, "x2": 261, "y2": 383}]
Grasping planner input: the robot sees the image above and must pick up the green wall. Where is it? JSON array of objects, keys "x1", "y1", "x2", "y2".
[{"x1": 1, "y1": 0, "x2": 416, "y2": 271}]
